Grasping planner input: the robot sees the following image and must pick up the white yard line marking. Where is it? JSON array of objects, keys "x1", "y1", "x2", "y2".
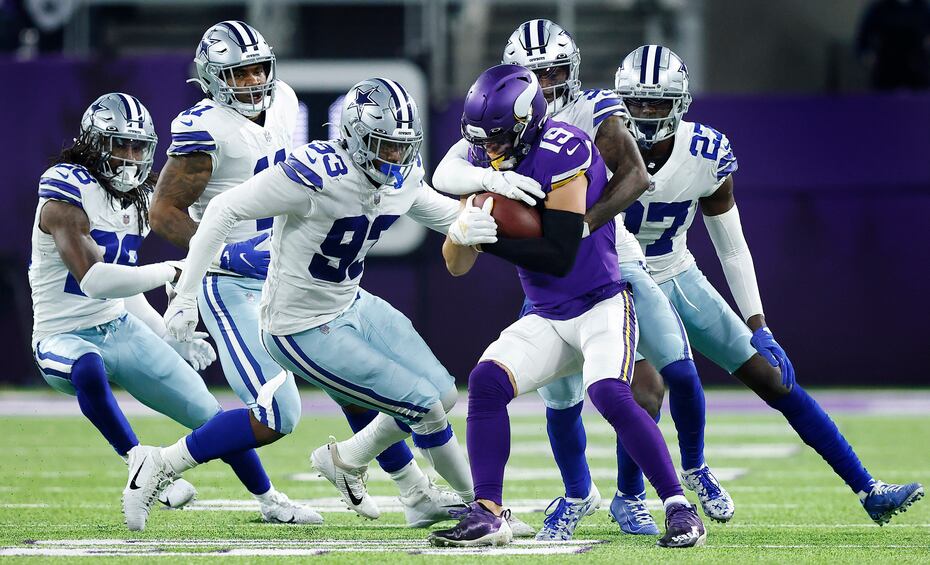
[
  {"x1": 509, "y1": 422, "x2": 794, "y2": 437},
  {"x1": 289, "y1": 466, "x2": 748, "y2": 484},
  {"x1": 509, "y1": 442, "x2": 799, "y2": 459}
]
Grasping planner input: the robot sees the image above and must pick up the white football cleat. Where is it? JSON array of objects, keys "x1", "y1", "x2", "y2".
[
  {"x1": 399, "y1": 479, "x2": 467, "y2": 527},
  {"x1": 310, "y1": 438, "x2": 380, "y2": 519},
  {"x1": 122, "y1": 445, "x2": 173, "y2": 531},
  {"x1": 258, "y1": 489, "x2": 324, "y2": 525},
  {"x1": 681, "y1": 464, "x2": 735, "y2": 523},
  {"x1": 507, "y1": 513, "x2": 536, "y2": 538},
  {"x1": 158, "y1": 478, "x2": 197, "y2": 509}
]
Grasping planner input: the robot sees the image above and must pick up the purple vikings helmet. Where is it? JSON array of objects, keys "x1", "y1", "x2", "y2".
[{"x1": 461, "y1": 64, "x2": 548, "y2": 170}]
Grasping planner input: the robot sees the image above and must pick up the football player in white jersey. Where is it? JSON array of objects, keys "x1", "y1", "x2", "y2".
[
  {"x1": 150, "y1": 22, "x2": 454, "y2": 527},
  {"x1": 433, "y1": 20, "x2": 730, "y2": 539},
  {"x1": 154, "y1": 77, "x2": 482, "y2": 529},
  {"x1": 615, "y1": 45, "x2": 923, "y2": 525},
  {"x1": 30, "y1": 93, "x2": 312, "y2": 531}
]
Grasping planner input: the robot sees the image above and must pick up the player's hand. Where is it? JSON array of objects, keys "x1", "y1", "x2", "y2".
[
  {"x1": 166, "y1": 331, "x2": 217, "y2": 372},
  {"x1": 448, "y1": 195, "x2": 498, "y2": 246},
  {"x1": 750, "y1": 326, "x2": 796, "y2": 389},
  {"x1": 481, "y1": 169, "x2": 545, "y2": 206},
  {"x1": 164, "y1": 293, "x2": 199, "y2": 343},
  {"x1": 220, "y1": 233, "x2": 271, "y2": 279}
]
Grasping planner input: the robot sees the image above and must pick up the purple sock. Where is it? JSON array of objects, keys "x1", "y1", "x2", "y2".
[
  {"x1": 71, "y1": 353, "x2": 138, "y2": 456},
  {"x1": 615, "y1": 411, "x2": 659, "y2": 495},
  {"x1": 588, "y1": 379, "x2": 683, "y2": 501},
  {"x1": 186, "y1": 408, "x2": 259, "y2": 463},
  {"x1": 466, "y1": 361, "x2": 515, "y2": 505},
  {"x1": 221, "y1": 450, "x2": 272, "y2": 495}
]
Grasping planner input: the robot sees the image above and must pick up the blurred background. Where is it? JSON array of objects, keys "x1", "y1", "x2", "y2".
[{"x1": 2, "y1": 0, "x2": 928, "y2": 388}]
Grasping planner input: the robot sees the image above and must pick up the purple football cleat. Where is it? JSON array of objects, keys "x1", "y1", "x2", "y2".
[
  {"x1": 657, "y1": 503, "x2": 706, "y2": 548},
  {"x1": 428, "y1": 502, "x2": 514, "y2": 547}
]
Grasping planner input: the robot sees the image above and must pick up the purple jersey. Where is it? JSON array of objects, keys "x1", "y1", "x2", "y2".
[{"x1": 480, "y1": 119, "x2": 624, "y2": 320}]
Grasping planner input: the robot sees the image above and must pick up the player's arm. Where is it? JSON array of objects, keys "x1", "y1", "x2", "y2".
[
  {"x1": 433, "y1": 138, "x2": 544, "y2": 205},
  {"x1": 585, "y1": 116, "x2": 651, "y2": 232},
  {"x1": 149, "y1": 153, "x2": 213, "y2": 248},
  {"x1": 171, "y1": 166, "x2": 312, "y2": 300},
  {"x1": 39, "y1": 201, "x2": 178, "y2": 299},
  {"x1": 405, "y1": 181, "x2": 462, "y2": 234},
  {"x1": 700, "y1": 177, "x2": 795, "y2": 386},
  {"x1": 481, "y1": 175, "x2": 587, "y2": 277}
]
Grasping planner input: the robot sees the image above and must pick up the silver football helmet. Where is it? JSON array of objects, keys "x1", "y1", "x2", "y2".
[
  {"x1": 614, "y1": 45, "x2": 691, "y2": 148},
  {"x1": 79, "y1": 93, "x2": 157, "y2": 192},
  {"x1": 340, "y1": 78, "x2": 423, "y2": 188},
  {"x1": 193, "y1": 20, "x2": 276, "y2": 118},
  {"x1": 501, "y1": 19, "x2": 581, "y2": 116}
]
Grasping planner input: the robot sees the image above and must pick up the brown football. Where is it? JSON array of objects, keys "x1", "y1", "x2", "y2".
[{"x1": 472, "y1": 192, "x2": 542, "y2": 239}]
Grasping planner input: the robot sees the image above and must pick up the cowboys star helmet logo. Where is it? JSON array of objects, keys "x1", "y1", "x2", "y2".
[{"x1": 350, "y1": 86, "x2": 380, "y2": 121}]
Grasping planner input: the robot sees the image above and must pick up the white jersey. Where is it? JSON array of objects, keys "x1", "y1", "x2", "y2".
[
  {"x1": 177, "y1": 140, "x2": 460, "y2": 336},
  {"x1": 622, "y1": 120, "x2": 738, "y2": 283},
  {"x1": 556, "y1": 89, "x2": 646, "y2": 265},
  {"x1": 167, "y1": 80, "x2": 299, "y2": 245},
  {"x1": 30, "y1": 163, "x2": 148, "y2": 345}
]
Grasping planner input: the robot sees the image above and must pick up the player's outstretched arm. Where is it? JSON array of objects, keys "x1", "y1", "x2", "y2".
[
  {"x1": 433, "y1": 139, "x2": 544, "y2": 205},
  {"x1": 40, "y1": 201, "x2": 178, "y2": 299},
  {"x1": 584, "y1": 116, "x2": 650, "y2": 233},
  {"x1": 150, "y1": 153, "x2": 213, "y2": 249},
  {"x1": 700, "y1": 176, "x2": 795, "y2": 388},
  {"x1": 481, "y1": 175, "x2": 587, "y2": 277}
]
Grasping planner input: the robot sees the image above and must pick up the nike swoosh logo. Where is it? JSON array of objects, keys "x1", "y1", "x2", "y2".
[
  {"x1": 343, "y1": 477, "x2": 364, "y2": 507},
  {"x1": 566, "y1": 144, "x2": 580, "y2": 156},
  {"x1": 180, "y1": 119, "x2": 194, "y2": 127},
  {"x1": 129, "y1": 458, "x2": 146, "y2": 490},
  {"x1": 56, "y1": 170, "x2": 70, "y2": 179},
  {"x1": 239, "y1": 253, "x2": 255, "y2": 269},
  {"x1": 304, "y1": 153, "x2": 317, "y2": 164}
]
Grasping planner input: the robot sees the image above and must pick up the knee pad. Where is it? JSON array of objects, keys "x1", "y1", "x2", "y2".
[
  {"x1": 468, "y1": 361, "x2": 515, "y2": 406},
  {"x1": 410, "y1": 401, "x2": 449, "y2": 437},
  {"x1": 70, "y1": 353, "x2": 109, "y2": 394}
]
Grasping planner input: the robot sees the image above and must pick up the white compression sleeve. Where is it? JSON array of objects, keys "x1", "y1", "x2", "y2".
[
  {"x1": 406, "y1": 182, "x2": 461, "y2": 234},
  {"x1": 79, "y1": 262, "x2": 175, "y2": 300},
  {"x1": 703, "y1": 204, "x2": 764, "y2": 322},
  {"x1": 123, "y1": 294, "x2": 168, "y2": 337},
  {"x1": 432, "y1": 138, "x2": 487, "y2": 195},
  {"x1": 173, "y1": 166, "x2": 313, "y2": 298}
]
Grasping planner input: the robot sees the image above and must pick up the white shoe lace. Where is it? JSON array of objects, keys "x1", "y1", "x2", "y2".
[
  {"x1": 626, "y1": 497, "x2": 654, "y2": 526},
  {"x1": 871, "y1": 482, "x2": 903, "y2": 496}
]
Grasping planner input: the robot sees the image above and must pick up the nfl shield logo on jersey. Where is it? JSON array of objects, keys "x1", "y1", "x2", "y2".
[{"x1": 122, "y1": 214, "x2": 130, "y2": 225}]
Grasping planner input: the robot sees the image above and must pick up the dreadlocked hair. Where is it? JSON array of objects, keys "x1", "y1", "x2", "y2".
[{"x1": 51, "y1": 135, "x2": 157, "y2": 235}]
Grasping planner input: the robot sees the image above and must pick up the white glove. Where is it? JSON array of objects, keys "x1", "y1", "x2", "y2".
[
  {"x1": 481, "y1": 169, "x2": 545, "y2": 206},
  {"x1": 448, "y1": 195, "x2": 498, "y2": 246},
  {"x1": 166, "y1": 331, "x2": 217, "y2": 372},
  {"x1": 164, "y1": 293, "x2": 199, "y2": 342}
]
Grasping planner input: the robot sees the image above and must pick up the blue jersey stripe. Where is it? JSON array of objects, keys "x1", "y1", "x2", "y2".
[
  {"x1": 594, "y1": 98, "x2": 623, "y2": 114},
  {"x1": 593, "y1": 110, "x2": 623, "y2": 128},
  {"x1": 281, "y1": 156, "x2": 323, "y2": 190},
  {"x1": 40, "y1": 178, "x2": 82, "y2": 198},
  {"x1": 171, "y1": 131, "x2": 215, "y2": 143},
  {"x1": 38, "y1": 189, "x2": 82, "y2": 208},
  {"x1": 168, "y1": 143, "x2": 217, "y2": 154}
]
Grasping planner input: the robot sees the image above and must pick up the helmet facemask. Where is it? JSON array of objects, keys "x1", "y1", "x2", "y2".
[
  {"x1": 84, "y1": 130, "x2": 156, "y2": 193},
  {"x1": 623, "y1": 95, "x2": 689, "y2": 149},
  {"x1": 462, "y1": 127, "x2": 520, "y2": 171},
  {"x1": 359, "y1": 130, "x2": 422, "y2": 188},
  {"x1": 209, "y1": 59, "x2": 276, "y2": 118},
  {"x1": 527, "y1": 55, "x2": 580, "y2": 116}
]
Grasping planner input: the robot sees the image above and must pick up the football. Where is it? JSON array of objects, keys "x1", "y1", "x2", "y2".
[{"x1": 472, "y1": 192, "x2": 542, "y2": 239}]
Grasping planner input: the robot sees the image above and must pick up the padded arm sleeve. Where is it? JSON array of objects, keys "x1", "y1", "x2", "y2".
[
  {"x1": 703, "y1": 204, "x2": 764, "y2": 321},
  {"x1": 482, "y1": 209, "x2": 584, "y2": 276},
  {"x1": 432, "y1": 139, "x2": 487, "y2": 195},
  {"x1": 173, "y1": 166, "x2": 312, "y2": 298},
  {"x1": 79, "y1": 262, "x2": 176, "y2": 300}
]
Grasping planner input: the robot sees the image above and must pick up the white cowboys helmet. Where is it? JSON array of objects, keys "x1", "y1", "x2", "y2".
[
  {"x1": 614, "y1": 45, "x2": 691, "y2": 148},
  {"x1": 341, "y1": 78, "x2": 423, "y2": 188},
  {"x1": 193, "y1": 20, "x2": 276, "y2": 118},
  {"x1": 79, "y1": 93, "x2": 157, "y2": 192},
  {"x1": 501, "y1": 19, "x2": 581, "y2": 116}
]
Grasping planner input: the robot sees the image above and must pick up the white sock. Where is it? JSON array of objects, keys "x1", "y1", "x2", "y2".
[
  {"x1": 161, "y1": 438, "x2": 199, "y2": 475},
  {"x1": 390, "y1": 461, "x2": 428, "y2": 496},
  {"x1": 254, "y1": 484, "x2": 276, "y2": 502},
  {"x1": 420, "y1": 433, "x2": 474, "y2": 502},
  {"x1": 663, "y1": 494, "x2": 690, "y2": 510},
  {"x1": 336, "y1": 412, "x2": 409, "y2": 468}
]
